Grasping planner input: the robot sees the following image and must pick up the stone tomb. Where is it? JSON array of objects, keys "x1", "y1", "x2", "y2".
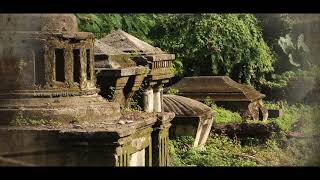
[
  {"x1": 163, "y1": 95, "x2": 214, "y2": 148},
  {"x1": 0, "y1": 14, "x2": 120, "y2": 124},
  {"x1": 98, "y1": 30, "x2": 175, "y2": 113},
  {"x1": 0, "y1": 14, "x2": 174, "y2": 167},
  {"x1": 168, "y1": 76, "x2": 268, "y2": 121},
  {"x1": 94, "y1": 39, "x2": 147, "y2": 107}
]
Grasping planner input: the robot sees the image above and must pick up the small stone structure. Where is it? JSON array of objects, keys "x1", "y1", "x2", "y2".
[
  {"x1": 168, "y1": 76, "x2": 268, "y2": 121},
  {"x1": 163, "y1": 95, "x2": 214, "y2": 148},
  {"x1": 0, "y1": 14, "x2": 174, "y2": 167},
  {"x1": 94, "y1": 39, "x2": 148, "y2": 107},
  {"x1": 0, "y1": 14, "x2": 119, "y2": 124},
  {"x1": 94, "y1": 31, "x2": 176, "y2": 166},
  {"x1": 97, "y1": 30, "x2": 175, "y2": 113}
]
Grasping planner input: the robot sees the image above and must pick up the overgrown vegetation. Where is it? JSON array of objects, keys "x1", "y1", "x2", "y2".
[
  {"x1": 256, "y1": 14, "x2": 319, "y2": 103},
  {"x1": 169, "y1": 103, "x2": 320, "y2": 166},
  {"x1": 77, "y1": 13, "x2": 319, "y2": 104},
  {"x1": 76, "y1": 14, "x2": 156, "y2": 43},
  {"x1": 203, "y1": 96, "x2": 242, "y2": 125},
  {"x1": 212, "y1": 105, "x2": 242, "y2": 125},
  {"x1": 75, "y1": 14, "x2": 320, "y2": 166},
  {"x1": 150, "y1": 14, "x2": 274, "y2": 86}
]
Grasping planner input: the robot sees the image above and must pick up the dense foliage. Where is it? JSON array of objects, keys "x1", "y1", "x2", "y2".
[
  {"x1": 77, "y1": 14, "x2": 274, "y2": 86},
  {"x1": 76, "y1": 14, "x2": 319, "y2": 104},
  {"x1": 256, "y1": 14, "x2": 319, "y2": 103},
  {"x1": 150, "y1": 14, "x2": 274, "y2": 86},
  {"x1": 75, "y1": 13, "x2": 320, "y2": 167},
  {"x1": 76, "y1": 14, "x2": 156, "y2": 43}
]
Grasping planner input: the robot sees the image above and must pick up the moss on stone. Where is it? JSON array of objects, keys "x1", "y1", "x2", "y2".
[{"x1": 10, "y1": 112, "x2": 63, "y2": 127}]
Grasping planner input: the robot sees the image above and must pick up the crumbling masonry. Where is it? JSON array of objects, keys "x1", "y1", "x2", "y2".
[{"x1": 0, "y1": 14, "x2": 174, "y2": 167}]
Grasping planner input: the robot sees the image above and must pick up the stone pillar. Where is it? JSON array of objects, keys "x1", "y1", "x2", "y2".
[
  {"x1": 113, "y1": 77, "x2": 130, "y2": 107},
  {"x1": 143, "y1": 88, "x2": 153, "y2": 112},
  {"x1": 153, "y1": 86, "x2": 163, "y2": 113}
]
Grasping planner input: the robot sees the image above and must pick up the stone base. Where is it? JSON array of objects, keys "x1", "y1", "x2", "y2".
[
  {"x1": 0, "y1": 124, "x2": 153, "y2": 166},
  {"x1": 152, "y1": 112, "x2": 174, "y2": 166},
  {"x1": 0, "y1": 112, "x2": 175, "y2": 167},
  {"x1": 0, "y1": 94, "x2": 120, "y2": 125}
]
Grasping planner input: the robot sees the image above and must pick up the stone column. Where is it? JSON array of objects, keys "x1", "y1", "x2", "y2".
[
  {"x1": 143, "y1": 88, "x2": 153, "y2": 112},
  {"x1": 113, "y1": 77, "x2": 129, "y2": 107},
  {"x1": 153, "y1": 86, "x2": 163, "y2": 113}
]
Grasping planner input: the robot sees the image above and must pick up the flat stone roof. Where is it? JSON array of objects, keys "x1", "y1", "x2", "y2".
[{"x1": 169, "y1": 76, "x2": 265, "y2": 102}]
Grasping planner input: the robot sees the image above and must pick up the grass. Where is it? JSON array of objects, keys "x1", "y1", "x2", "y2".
[
  {"x1": 211, "y1": 104, "x2": 242, "y2": 125},
  {"x1": 169, "y1": 101, "x2": 320, "y2": 166}
]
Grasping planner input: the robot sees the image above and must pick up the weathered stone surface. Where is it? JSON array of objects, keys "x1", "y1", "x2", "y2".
[
  {"x1": 0, "y1": 110, "x2": 160, "y2": 166},
  {"x1": 151, "y1": 112, "x2": 174, "y2": 166},
  {"x1": 167, "y1": 76, "x2": 268, "y2": 121},
  {"x1": 100, "y1": 30, "x2": 163, "y2": 54},
  {"x1": 0, "y1": 14, "x2": 78, "y2": 33},
  {"x1": 168, "y1": 76, "x2": 265, "y2": 101},
  {"x1": 94, "y1": 37, "x2": 150, "y2": 107},
  {"x1": 163, "y1": 95, "x2": 214, "y2": 118},
  {"x1": 0, "y1": 14, "x2": 121, "y2": 125},
  {"x1": 163, "y1": 94, "x2": 214, "y2": 147},
  {"x1": 0, "y1": 14, "x2": 176, "y2": 167},
  {"x1": 0, "y1": 111, "x2": 175, "y2": 167},
  {"x1": 94, "y1": 39, "x2": 135, "y2": 69},
  {"x1": 98, "y1": 30, "x2": 175, "y2": 85}
]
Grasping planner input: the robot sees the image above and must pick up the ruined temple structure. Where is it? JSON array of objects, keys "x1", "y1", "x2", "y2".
[
  {"x1": 0, "y1": 14, "x2": 174, "y2": 167},
  {"x1": 96, "y1": 30, "x2": 175, "y2": 113},
  {"x1": 163, "y1": 95, "x2": 214, "y2": 148},
  {"x1": 167, "y1": 76, "x2": 268, "y2": 121}
]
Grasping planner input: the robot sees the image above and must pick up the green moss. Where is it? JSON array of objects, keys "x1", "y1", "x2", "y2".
[{"x1": 10, "y1": 113, "x2": 63, "y2": 127}]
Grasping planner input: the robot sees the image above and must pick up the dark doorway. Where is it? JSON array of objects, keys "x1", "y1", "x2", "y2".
[
  {"x1": 86, "y1": 49, "x2": 91, "y2": 80},
  {"x1": 55, "y1": 49, "x2": 65, "y2": 82},
  {"x1": 73, "y1": 49, "x2": 81, "y2": 84}
]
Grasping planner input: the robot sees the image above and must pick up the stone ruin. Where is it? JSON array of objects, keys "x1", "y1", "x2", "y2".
[
  {"x1": 94, "y1": 39, "x2": 148, "y2": 107},
  {"x1": 168, "y1": 76, "x2": 269, "y2": 121},
  {"x1": 95, "y1": 30, "x2": 175, "y2": 113},
  {"x1": 0, "y1": 14, "x2": 175, "y2": 167},
  {"x1": 0, "y1": 14, "x2": 119, "y2": 124},
  {"x1": 163, "y1": 95, "x2": 214, "y2": 148},
  {"x1": 94, "y1": 30, "x2": 216, "y2": 149}
]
